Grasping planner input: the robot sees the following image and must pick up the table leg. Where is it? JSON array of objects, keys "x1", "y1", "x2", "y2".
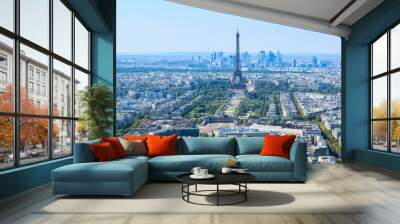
[
  {"x1": 245, "y1": 183, "x2": 247, "y2": 201},
  {"x1": 217, "y1": 184, "x2": 219, "y2": 206},
  {"x1": 187, "y1": 184, "x2": 190, "y2": 202},
  {"x1": 181, "y1": 184, "x2": 183, "y2": 199},
  {"x1": 195, "y1": 184, "x2": 198, "y2": 192}
]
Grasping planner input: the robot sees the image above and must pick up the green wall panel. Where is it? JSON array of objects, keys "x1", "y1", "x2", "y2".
[{"x1": 344, "y1": 0, "x2": 400, "y2": 172}]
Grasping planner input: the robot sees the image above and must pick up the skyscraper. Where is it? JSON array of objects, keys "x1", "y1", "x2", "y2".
[
  {"x1": 217, "y1": 51, "x2": 224, "y2": 67},
  {"x1": 291, "y1": 58, "x2": 297, "y2": 67},
  {"x1": 217, "y1": 52, "x2": 224, "y2": 59},
  {"x1": 267, "y1": 51, "x2": 276, "y2": 67},
  {"x1": 231, "y1": 29, "x2": 246, "y2": 89},
  {"x1": 276, "y1": 50, "x2": 282, "y2": 67},
  {"x1": 211, "y1": 51, "x2": 217, "y2": 63},
  {"x1": 241, "y1": 51, "x2": 250, "y2": 66},
  {"x1": 258, "y1": 51, "x2": 266, "y2": 67},
  {"x1": 312, "y1": 56, "x2": 319, "y2": 67}
]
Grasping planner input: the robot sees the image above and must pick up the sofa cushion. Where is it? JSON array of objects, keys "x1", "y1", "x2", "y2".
[
  {"x1": 53, "y1": 158, "x2": 147, "y2": 183},
  {"x1": 101, "y1": 137, "x2": 127, "y2": 158},
  {"x1": 260, "y1": 135, "x2": 296, "y2": 159},
  {"x1": 149, "y1": 154, "x2": 235, "y2": 172},
  {"x1": 147, "y1": 134, "x2": 177, "y2": 157},
  {"x1": 119, "y1": 138, "x2": 147, "y2": 156},
  {"x1": 236, "y1": 155, "x2": 293, "y2": 172},
  {"x1": 91, "y1": 142, "x2": 118, "y2": 161},
  {"x1": 236, "y1": 137, "x2": 264, "y2": 155},
  {"x1": 73, "y1": 140, "x2": 100, "y2": 163},
  {"x1": 180, "y1": 137, "x2": 235, "y2": 155}
]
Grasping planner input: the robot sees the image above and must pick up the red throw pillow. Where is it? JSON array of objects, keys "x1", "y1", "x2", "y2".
[
  {"x1": 101, "y1": 137, "x2": 127, "y2": 158},
  {"x1": 260, "y1": 135, "x2": 296, "y2": 159},
  {"x1": 124, "y1": 135, "x2": 148, "y2": 141},
  {"x1": 91, "y1": 142, "x2": 118, "y2": 162},
  {"x1": 146, "y1": 134, "x2": 177, "y2": 157}
]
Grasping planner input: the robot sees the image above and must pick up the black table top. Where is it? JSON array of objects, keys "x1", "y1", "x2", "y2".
[{"x1": 177, "y1": 172, "x2": 255, "y2": 185}]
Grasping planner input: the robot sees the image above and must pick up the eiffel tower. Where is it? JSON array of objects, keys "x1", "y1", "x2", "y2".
[{"x1": 231, "y1": 29, "x2": 246, "y2": 89}]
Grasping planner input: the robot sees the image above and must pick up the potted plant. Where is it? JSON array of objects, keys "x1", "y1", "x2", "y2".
[{"x1": 79, "y1": 84, "x2": 114, "y2": 140}]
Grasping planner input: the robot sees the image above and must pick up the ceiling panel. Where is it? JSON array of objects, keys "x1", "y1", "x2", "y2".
[
  {"x1": 170, "y1": 0, "x2": 384, "y2": 38},
  {"x1": 227, "y1": 0, "x2": 352, "y2": 21}
]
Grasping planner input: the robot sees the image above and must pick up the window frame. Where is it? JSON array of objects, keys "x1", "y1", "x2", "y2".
[
  {"x1": 370, "y1": 21, "x2": 400, "y2": 154},
  {"x1": 0, "y1": 0, "x2": 92, "y2": 171}
]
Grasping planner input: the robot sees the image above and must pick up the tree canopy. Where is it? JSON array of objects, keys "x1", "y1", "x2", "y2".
[{"x1": 0, "y1": 85, "x2": 59, "y2": 151}]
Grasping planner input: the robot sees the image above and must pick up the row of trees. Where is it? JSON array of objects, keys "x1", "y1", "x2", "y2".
[
  {"x1": 184, "y1": 81, "x2": 230, "y2": 123},
  {"x1": 234, "y1": 81, "x2": 275, "y2": 119},
  {"x1": 234, "y1": 98, "x2": 265, "y2": 118}
]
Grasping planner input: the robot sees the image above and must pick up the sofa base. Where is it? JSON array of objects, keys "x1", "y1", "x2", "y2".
[
  {"x1": 52, "y1": 159, "x2": 148, "y2": 196},
  {"x1": 53, "y1": 181, "x2": 136, "y2": 196}
]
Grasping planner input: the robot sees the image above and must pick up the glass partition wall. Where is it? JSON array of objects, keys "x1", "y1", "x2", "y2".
[
  {"x1": 0, "y1": 0, "x2": 91, "y2": 170},
  {"x1": 371, "y1": 23, "x2": 400, "y2": 153}
]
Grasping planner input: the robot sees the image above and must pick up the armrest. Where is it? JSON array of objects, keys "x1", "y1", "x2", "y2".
[
  {"x1": 289, "y1": 142, "x2": 307, "y2": 182},
  {"x1": 73, "y1": 140, "x2": 100, "y2": 163}
]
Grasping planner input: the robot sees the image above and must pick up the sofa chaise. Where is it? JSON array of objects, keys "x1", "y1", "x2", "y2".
[{"x1": 52, "y1": 137, "x2": 307, "y2": 196}]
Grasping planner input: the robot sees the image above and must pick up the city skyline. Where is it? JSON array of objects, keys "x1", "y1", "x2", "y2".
[
  {"x1": 117, "y1": 30, "x2": 340, "y2": 68},
  {"x1": 117, "y1": 0, "x2": 341, "y2": 54},
  {"x1": 117, "y1": 48, "x2": 340, "y2": 70}
]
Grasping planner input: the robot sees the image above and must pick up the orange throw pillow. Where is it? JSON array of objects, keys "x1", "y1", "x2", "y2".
[
  {"x1": 101, "y1": 137, "x2": 127, "y2": 158},
  {"x1": 260, "y1": 135, "x2": 296, "y2": 159},
  {"x1": 91, "y1": 142, "x2": 117, "y2": 162},
  {"x1": 124, "y1": 135, "x2": 148, "y2": 141},
  {"x1": 146, "y1": 134, "x2": 177, "y2": 157}
]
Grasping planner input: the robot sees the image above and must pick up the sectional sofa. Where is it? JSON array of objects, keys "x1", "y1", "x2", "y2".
[{"x1": 52, "y1": 137, "x2": 307, "y2": 196}]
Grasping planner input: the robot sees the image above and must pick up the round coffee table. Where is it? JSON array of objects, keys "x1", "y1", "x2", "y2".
[{"x1": 177, "y1": 173, "x2": 255, "y2": 206}]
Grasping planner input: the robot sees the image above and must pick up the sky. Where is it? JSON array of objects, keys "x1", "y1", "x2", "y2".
[{"x1": 117, "y1": 0, "x2": 341, "y2": 55}]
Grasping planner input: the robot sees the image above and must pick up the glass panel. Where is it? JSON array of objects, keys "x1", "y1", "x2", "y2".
[
  {"x1": 74, "y1": 18, "x2": 89, "y2": 70},
  {"x1": 20, "y1": 44, "x2": 49, "y2": 115},
  {"x1": 391, "y1": 72, "x2": 400, "y2": 118},
  {"x1": 20, "y1": 0, "x2": 49, "y2": 49},
  {"x1": 0, "y1": 0, "x2": 14, "y2": 31},
  {"x1": 372, "y1": 33, "x2": 387, "y2": 76},
  {"x1": 392, "y1": 24, "x2": 400, "y2": 70},
  {"x1": 53, "y1": 0, "x2": 72, "y2": 60},
  {"x1": 53, "y1": 59, "x2": 72, "y2": 117},
  {"x1": 391, "y1": 120, "x2": 400, "y2": 153},
  {"x1": 20, "y1": 117, "x2": 49, "y2": 165},
  {"x1": 74, "y1": 69, "x2": 89, "y2": 118},
  {"x1": 372, "y1": 76, "x2": 387, "y2": 119},
  {"x1": 53, "y1": 119, "x2": 72, "y2": 157},
  {"x1": 75, "y1": 120, "x2": 88, "y2": 143},
  {"x1": 0, "y1": 116, "x2": 13, "y2": 170},
  {"x1": 372, "y1": 121, "x2": 388, "y2": 151},
  {"x1": 0, "y1": 34, "x2": 14, "y2": 112}
]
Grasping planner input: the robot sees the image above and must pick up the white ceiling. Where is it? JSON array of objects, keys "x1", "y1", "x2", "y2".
[
  {"x1": 228, "y1": 0, "x2": 352, "y2": 23},
  {"x1": 169, "y1": 0, "x2": 384, "y2": 38}
]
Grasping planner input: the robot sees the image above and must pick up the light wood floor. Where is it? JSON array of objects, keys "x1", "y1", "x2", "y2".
[{"x1": 1, "y1": 162, "x2": 400, "y2": 224}]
